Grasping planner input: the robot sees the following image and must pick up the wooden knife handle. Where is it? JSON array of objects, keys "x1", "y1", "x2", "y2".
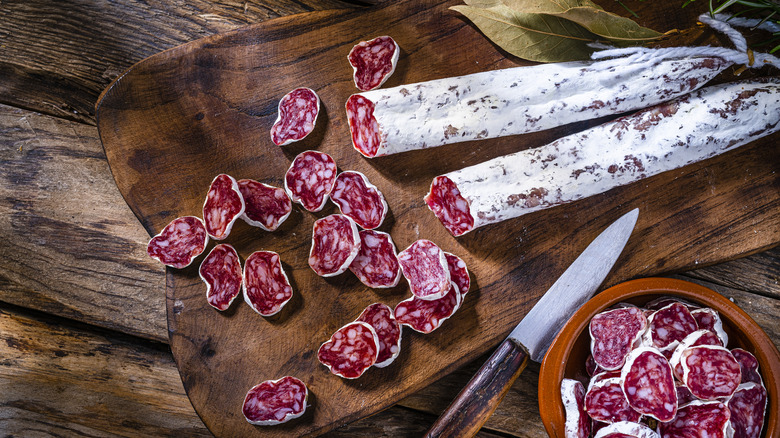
[{"x1": 425, "y1": 338, "x2": 529, "y2": 438}]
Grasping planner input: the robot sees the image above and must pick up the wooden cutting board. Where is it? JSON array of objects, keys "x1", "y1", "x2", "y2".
[{"x1": 95, "y1": 0, "x2": 780, "y2": 436}]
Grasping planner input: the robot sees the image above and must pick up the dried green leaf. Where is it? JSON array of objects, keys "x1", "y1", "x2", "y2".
[
  {"x1": 497, "y1": 0, "x2": 603, "y2": 14},
  {"x1": 545, "y1": 7, "x2": 664, "y2": 44},
  {"x1": 451, "y1": 3, "x2": 599, "y2": 62}
]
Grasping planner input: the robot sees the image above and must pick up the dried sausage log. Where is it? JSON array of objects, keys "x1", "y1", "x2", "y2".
[
  {"x1": 237, "y1": 179, "x2": 292, "y2": 231},
  {"x1": 680, "y1": 345, "x2": 741, "y2": 400},
  {"x1": 346, "y1": 57, "x2": 730, "y2": 158},
  {"x1": 657, "y1": 400, "x2": 732, "y2": 438},
  {"x1": 199, "y1": 243, "x2": 242, "y2": 311},
  {"x1": 308, "y1": 214, "x2": 361, "y2": 277},
  {"x1": 317, "y1": 321, "x2": 379, "y2": 379},
  {"x1": 330, "y1": 171, "x2": 388, "y2": 230},
  {"x1": 349, "y1": 230, "x2": 401, "y2": 288},
  {"x1": 203, "y1": 174, "x2": 245, "y2": 240},
  {"x1": 355, "y1": 303, "x2": 402, "y2": 368},
  {"x1": 270, "y1": 87, "x2": 319, "y2": 146},
  {"x1": 393, "y1": 282, "x2": 461, "y2": 334},
  {"x1": 728, "y1": 382, "x2": 768, "y2": 438},
  {"x1": 284, "y1": 151, "x2": 337, "y2": 212},
  {"x1": 620, "y1": 347, "x2": 677, "y2": 422},
  {"x1": 348, "y1": 36, "x2": 399, "y2": 92},
  {"x1": 561, "y1": 378, "x2": 591, "y2": 438},
  {"x1": 425, "y1": 78, "x2": 780, "y2": 236},
  {"x1": 147, "y1": 216, "x2": 209, "y2": 268},
  {"x1": 243, "y1": 251, "x2": 293, "y2": 317},
  {"x1": 589, "y1": 306, "x2": 647, "y2": 371},
  {"x1": 242, "y1": 376, "x2": 308, "y2": 425},
  {"x1": 397, "y1": 239, "x2": 451, "y2": 301}
]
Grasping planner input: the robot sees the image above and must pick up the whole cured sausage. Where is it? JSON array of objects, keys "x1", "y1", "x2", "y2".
[
  {"x1": 397, "y1": 239, "x2": 452, "y2": 301},
  {"x1": 680, "y1": 345, "x2": 741, "y2": 400},
  {"x1": 199, "y1": 243, "x2": 242, "y2": 311},
  {"x1": 243, "y1": 251, "x2": 293, "y2": 317},
  {"x1": 308, "y1": 214, "x2": 361, "y2": 277},
  {"x1": 242, "y1": 376, "x2": 308, "y2": 425},
  {"x1": 620, "y1": 347, "x2": 677, "y2": 422},
  {"x1": 330, "y1": 171, "x2": 388, "y2": 230},
  {"x1": 203, "y1": 174, "x2": 245, "y2": 240},
  {"x1": 393, "y1": 282, "x2": 461, "y2": 334},
  {"x1": 147, "y1": 216, "x2": 209, "y2": 268},
  {"x1": 346, "y1": 56, "x2": 730, "y2": 158},
  {"x1": 355, "y1": 303, "x2": 402, "y2": 368},
  {"x1": 589, "y1": 306, "x2": 647, "y2": 371},
  {"x1": 425, "y1": 78, "x2": 780, "y2": 236},
  {"x1": 657, "y1": 400, "x2": 732, "y2": 438},
  {"x1": 348, "y1": 36, "x2": 399, "y2": 92},
  {"x1": 317, "y1": 321, "x2": 379, "y2": 379},
  {"x1": 284, "y1": 151, "x2": 337, "y2": 212},
  {"x1": 237, "y1": 179, "x2": 292, "y2": 231},
  {"x1": 349, "y1": 230, "x2": 401, "y2": 288},
  {"x1": 561, "y1": 378, "x2": 590, "y2": 438},
  {"x1": 270, "y1": 87, "x2": 319, "y2": 146}
]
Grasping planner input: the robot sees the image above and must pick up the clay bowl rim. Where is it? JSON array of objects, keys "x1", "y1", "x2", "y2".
[{"x1": 538, "y1": 277, "x2": 780, "y2": 438}]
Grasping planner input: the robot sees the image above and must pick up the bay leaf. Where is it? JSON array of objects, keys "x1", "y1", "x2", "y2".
[
  {"x1": 451, "y1": 3, "x2": 599, "y2": 62},
  {"x1": 545, "y1": 6, "x2": 664, "y2": 43},
  {"x1": 497, "y1": 0, "x2": 603, "y2": 14}
]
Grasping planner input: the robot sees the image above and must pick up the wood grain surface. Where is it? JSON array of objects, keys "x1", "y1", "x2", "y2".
[{"x1": 94, "y1": 0, "x2": 780, "y2": 436}]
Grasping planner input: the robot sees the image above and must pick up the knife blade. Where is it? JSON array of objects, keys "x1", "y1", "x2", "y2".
[{"x1": 425, "y1": 208, "x2": 639, "y2": 438}]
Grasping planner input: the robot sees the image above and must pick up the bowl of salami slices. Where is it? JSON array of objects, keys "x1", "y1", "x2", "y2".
[{"x1": 538, "y1": 277, "x2": 780, "y2": 438}]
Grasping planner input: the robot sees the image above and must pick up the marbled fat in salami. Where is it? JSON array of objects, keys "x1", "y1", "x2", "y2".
[
  {"x1": 237, "y1": 179, "x2": 291, "y2": 231},
  {"x1": 424, "y1": 176, "x2": 475, "y2": 237},
  {"x1": 242, "y1": 376, "x2": 308, "y2": 425},
  {"x1": 589, "y1": 306, "x2": 647, "y2": 370},
  {"x1": 681, "y1": 345, "x2": 741, "y2": 400},
  {"x1": 202, "y1": 174, "x2": 245, "y2": 240},
  {"x1": 561, "y1": 378, "x2": 591, "y2": 438},
  {"x1": 356, "y1": 303, "x2": 402, "y2": 368},
  {"x1": 349, "y1": 230, "x2": 401, "y2": 288},
  {"x1": 728, "y1": 382, "x2": 768, "y2": 438},
  {"x1": 270, "y1": 87, "x2": 319, "y2": 146},
  {"x1": 444, "y1": 252, "x2": 470, "y2": 297},
  {"x1": 621, "y1": 347, "x2": 677, "y2": 422},
  {"x1": 284, "y1": 151, "x2": 337, "y2": 212},
  {"x1": 394, "y1": 283, "x2": 461, "y2": 334},
  {"x1": 147, "y1": 216, "x2": 209, "y2": 268},
  {"x1": 657, "y1": 400, "x2": 732, "y2": 438},
  {"x1": 308, "y1": 214, "x2": 360, "y2": 277},
  {"x1": 585, "y1": 377, "x2": 642, "y2": 424},
  {"x1": 317, "y1": 321, "x2": 379, "y2": 379},
  {"x1": 199, "y1": 243, "x2": 242, "y2": 311},
  {"x1": 330, "y1": 171, "x2": 388, "y2": 230},
  {"x1": 643, "y1": 302, "x2": 698, "y2": 352},
  {"x1": 669, "y1": 329, "x2": 724, "y2": 380},
  {"x1": 397, "y1": 239, "x2": 451, "y2": 301},
  {"x1": 593, "y1": 421, "x2": 659, "y2": 438},
  {"x1": 243, "y1": 251, "x2": 293, "y2": 316},
  {"x1": 731, "y1": 348, "x2": 763, "y2": 385},
  {"x1": 348, "y1": 36, "x2": 399, "y2": 92},
  {"x1": 690, "y1": 307, "x2": 728, "y2": 346}
]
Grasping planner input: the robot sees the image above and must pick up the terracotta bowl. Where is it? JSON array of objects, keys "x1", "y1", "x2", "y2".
[{"x1": 538, "y1": 277, "x2": 780, "y2": 437}]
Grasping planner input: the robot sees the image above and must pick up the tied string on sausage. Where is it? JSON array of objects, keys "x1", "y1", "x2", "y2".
[{"x1": 590, "y1": 13, "x2": 780, "y2": 72}]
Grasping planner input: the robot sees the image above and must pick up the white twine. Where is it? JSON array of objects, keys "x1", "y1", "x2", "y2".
[{"x1": 590, "y1": 13, "x2": 780, "y2": 69}]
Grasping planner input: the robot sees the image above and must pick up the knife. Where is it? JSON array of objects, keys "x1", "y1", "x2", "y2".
[{"x1": 425, "y1": 208, "x2": 639, "y2": 438}]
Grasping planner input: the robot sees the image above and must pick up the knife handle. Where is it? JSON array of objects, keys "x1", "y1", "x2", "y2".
[{"x1": 425, "y1": 338, "x2": 529, "y2": 438}]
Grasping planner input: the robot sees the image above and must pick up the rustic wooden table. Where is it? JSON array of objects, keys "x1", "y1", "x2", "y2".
[{"x1": 1, "y1": 1, "x2": 778, "y2": 436}]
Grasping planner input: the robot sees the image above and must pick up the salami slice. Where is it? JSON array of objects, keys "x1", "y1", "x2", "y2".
[
  {"x1": 397, "y1": 239, "x2": 451, "y2": 301},
  {"x1": 349, "y1": 230, "x2": 401, "y2": 288},
  {"x1": 681, "y1": 345, "x2": 741, "y2": 400},
  {"x1": 620, "y1": 347, "x2": 677, "y2": 422},
  {"x1": 348, "y1": 36, "x2": 399, "y2": 92},
  {"x1": 199, "y1": 243, "x2": 242, "y2": 311},
  {"x1": 444, "y1": 252, "x2": 470, "y2": 297},
  {"x1": 669, "y1": 329, "x2": 724, "y2": 380},
  {"x1": 270, "y1": 87, "x2": 319, "y2": 146},
  {"x1": 676, "y1": 384, "x2": 697, "y2": 406},
  {"x1": 690, "y1": 308, "x2": 728, "y2": 346},
  {"x1": 731, "y1": 348, "x2": 763, "y2": 385},
  {"x1": 393, "y1": 282, "x2": 461, "y2": 334},
  {"x1": 317, "y1": 321, "x2": 379, "y2": 379},
  {"x1": 243, "y1": 251, "x2": 293, "y2": 317},
  {"x1": 561, "y1": 378, "x2": 591, "y2": 438},
  {"x1": 355, "y1": 303, "x2": 402, "y2": 368},
  {"x1": 657, "y1": 400, "x2": 732, "y2": 438},
  {"x1": 203, "y1": 174, "x2": 245, "y2": 240},
  {"x1": 585, "y1": 377, "x2": 642, "y2": 424},
  {"x1": 424, "y1": 78, "x2": 780, "y2": 236},
  {"x1": 237, "y1": 179, "x2": 292, "y2": 231},
  {"x1": 586, "y1": 354, "x2": 605, "y2": 377},
  {"x1": 346, "y1": 56, "x2": 729, "y2": 159},
  {"x1": 330, "y1": 171, "x2": 388, "y2": 230},
  {"x1": 284, "y1": 151, "x2": 337, "y2": 212},
  {"x1": 242, "y1": 376, "x2": 308, "y2": 425},
  {"x1": 588, "y1": 371, "x2": 622, "y2": 389},
  {"x1": 728, "y1": 382, "x2": 768, "y2": 438},
  {"x1": 644, "y1": 297, "x2": 699, "y2": 311},
  {"x1": 308, "y1": 214, "x2": 361, "y2": 277},
  {"x1": 593, "y1": 421, "x2": 659, "y2": 438},
  {"x1": 147, "y1": 216, "x2": 209, "y2": 268},
  {"x1": 589, "y1": 306, "x2": 647, "y2": 371},
  {"x1": 642, "y1": 302, "x2": 698, "y2": 353}
]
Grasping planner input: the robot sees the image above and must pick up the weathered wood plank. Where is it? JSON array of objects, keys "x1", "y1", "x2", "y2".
[
  {"x1": 680, "y1": 247, "x2": 780, "y2": 299},
  {"x1": 0, "y1": 0, "x2": 358, "y2": 123},
  {"x1": 0, "y1": 104, "x2": 167, "y2": 342}
]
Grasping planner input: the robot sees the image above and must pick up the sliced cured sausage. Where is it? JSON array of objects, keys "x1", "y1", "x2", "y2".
[
  {"x1": 308, "y1": 214, "x2": 360, "y2": 277},
  {"x1": 397, "y1": 239, "x2": 451, "y2": 301},
  {"x1": 444, "y1": 252, "x2": 470, "y2": 297},
  {"x1": 393, "y1": 282, "x2": 461, "y2": 334},
  {"x1": 355, "y1": 303, "x2": 402, "y2": 368},
  {"x1": 424, "y1": 78, "x2": 780, "y2": 235},
  {"x1": 199, "y1": 243, "x2": 242, "y2": 311},
  {"x1": 731, "y1": 348, "x2": 763, "y2": 385},
  {"x1": 589, "y1": 306, "x2": 647, "y2": 371},
  {"x1": 586, "y1": 354, "x2": 605, "y2": 377},
  {"x1": 346, "y1": 56, "x2": 729, "y2": 159},
  {"x1": 147, "y1": 216, "x2": 209, "y2": 268},
  {"x1": 561, "y1": 378, "x2": 590, "y2": 438},
  {"x1": 243, "y1": 251, "x2": 293, "y2": 317},
  {"x1": 644, "y1": 297, "x2": 698, "y2": 311},
  {"x1": 690, "y1": 307, "x2": 728, "y2": 346},
  {"x1": 584, "y1": 377, "x2": 642, "y2": 424},
  {"x1": 620, "y1": 347, "x2": 677, "y2": 422},
  {"x1": 680, "y1": 345, "x2": 741, "y2": 400},
  {"x1": 237, "y1": 179, "x2": 292, "y2": 231},
  {"x1": 284, "y1": 151, "x2": 337, "y2": 212},
  {"x1": 642, "y1": 302, "x2": 698, "y2": 353},
  {"x1": 270, "y1": 87, "x2": 319, "y2": 146},
  {"x1": 348, "y1": 36, "x2": 399, "y2": 92},
  {"x1": 330, "y1": 171, "x2": 388, "y2": 230},
  {"x1": 203, "y1": 174, "x2": 245, "y2": 240},
  {"x1": 317, "y1": 321, "x2": 379, "y2": 379},
  {"x1": 593, "y1": 421, "x2": 659, "y2": 438},
  {"x1": 669, "y1": 329, "x2": 723, "y2": 380},
  {"x1": 728, "y1": 382, "x2": 768, "y2": 438},
  {"x1": 676, "y1": 384, "x2": 697, "y2": 406},
  {"x1": 349, "y1": 230, "x2": 401, "y2": 288},
  {"x1": 657, "y1": 400, "x2": 732, "y2": 438},
  {"x1": 242, "y1": 376, "x2": 308, "y2": 425}
]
